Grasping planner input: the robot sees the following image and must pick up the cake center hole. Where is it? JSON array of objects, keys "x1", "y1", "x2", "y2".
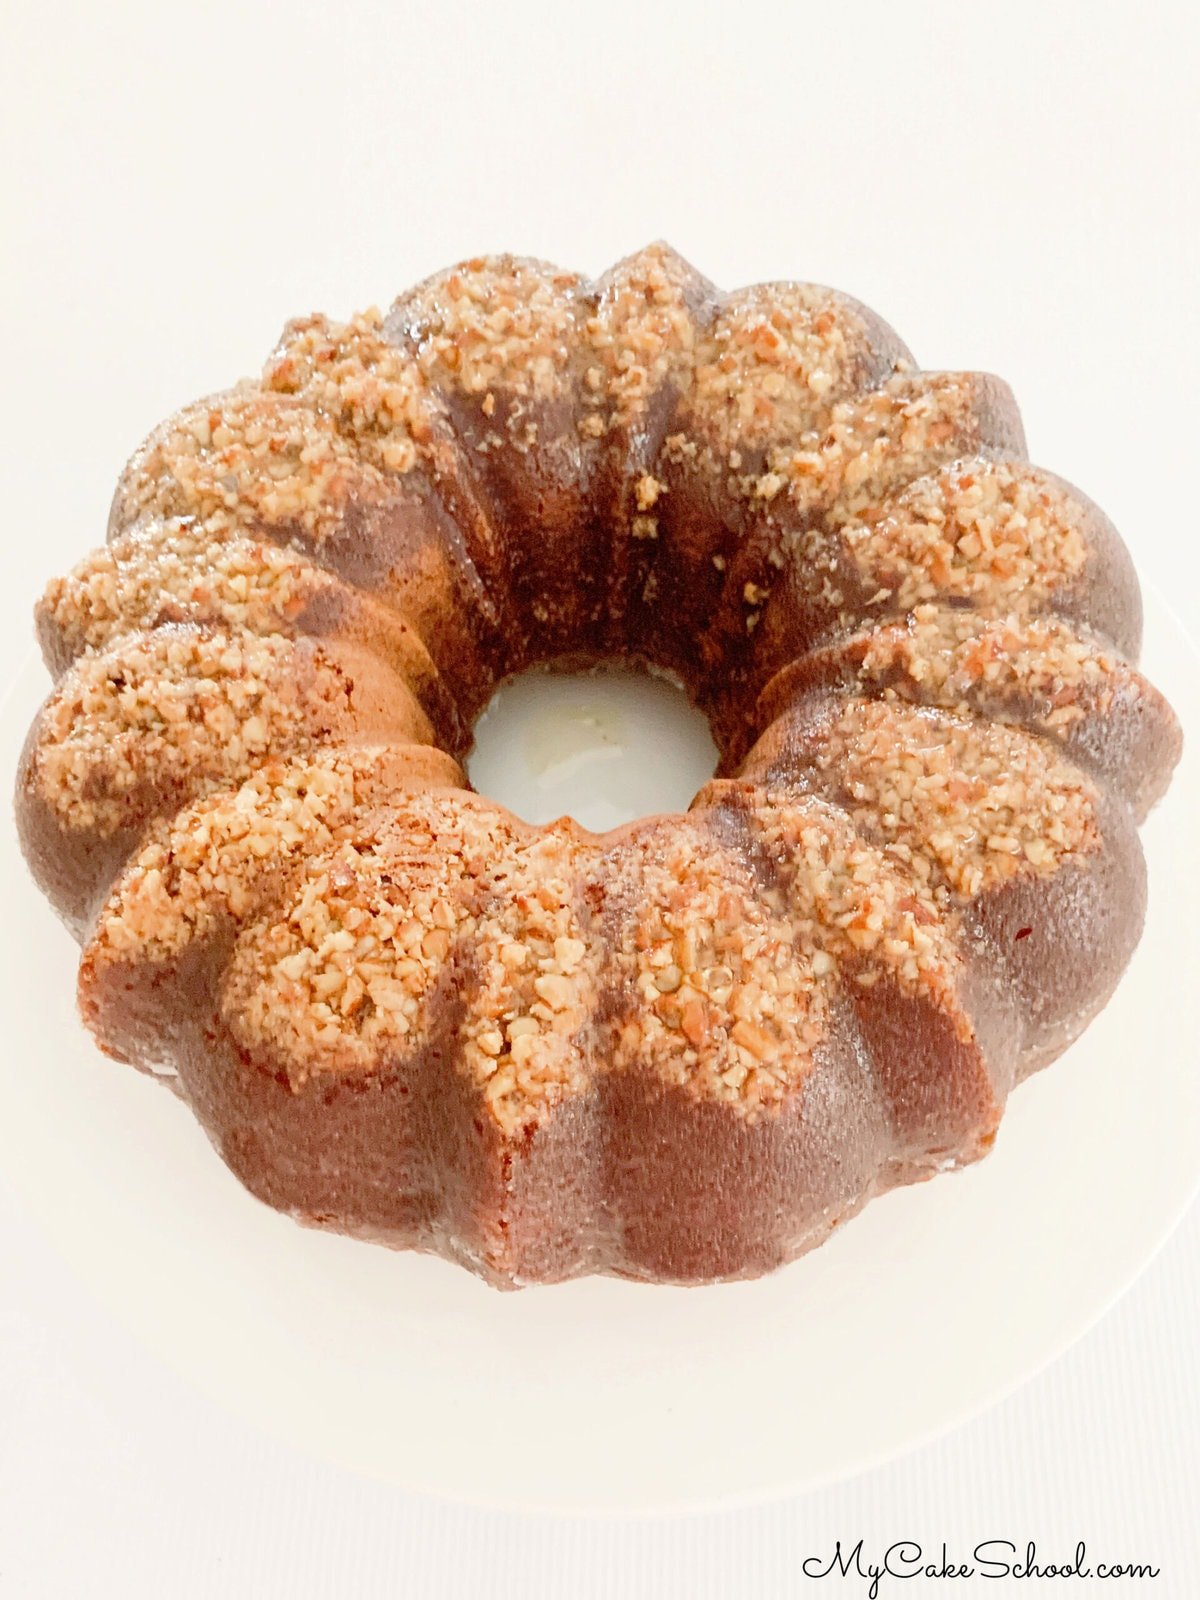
[{"x1": 467, "y1": 666, "x2": 718, "y2": 832}]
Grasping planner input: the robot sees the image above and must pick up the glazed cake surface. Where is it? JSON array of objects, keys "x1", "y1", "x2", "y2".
[{"x1": 16, "y1": 246, "x2": 1181, "y2": 1286}]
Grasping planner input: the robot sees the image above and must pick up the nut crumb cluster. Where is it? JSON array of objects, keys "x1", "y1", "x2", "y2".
[
  {"x1": 92, "y1": 746, "x2": 461, "y2": 965},
  {"x1": 264, "y1": 308, "x2": 437, "y2": 476},
  {"x1": 41, "y1": 518, "x2": 319, "y2": 662},
  {"x1": 811, "y1": 700, "x2": 1101, "y2": 901},
  {"x1": 583, "y1": 242, "x2": 702, "y2": 431},
  {"x1": 842, "y1": 459, "x2": 1092, "y2": 614},
  {"x1": 34, "y1": 628, "x2": 323, "y2": 834},
  {"x1": 221, "y1": 795, "x2": 599, "y2": 1132},
  {"x1": 612, "y1": 819, "x2": 830, "y2": 1111},
  {"x1": 854, "y1": 606, "x2": 1124, "y2": 732},
  {"x1": 689, "y1": 283, "x2": 889, "y2": 457},
  {"x1": 396, "y1": 256, "x2": 584, "y2": 410},
  {"x1": 114, "y1": 390, "x2": 394, "y2": 546}
]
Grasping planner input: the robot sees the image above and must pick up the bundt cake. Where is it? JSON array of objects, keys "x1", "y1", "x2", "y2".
[{"x1": 15, "y1": 245, "x2": 1181, "y2": 1287}]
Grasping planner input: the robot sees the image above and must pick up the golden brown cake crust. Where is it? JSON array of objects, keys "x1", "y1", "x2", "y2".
[{"x1": 15, "y1": 246, "x2": 1182, "y2": 1287}]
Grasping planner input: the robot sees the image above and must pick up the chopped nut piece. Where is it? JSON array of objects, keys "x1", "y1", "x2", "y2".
[
  {"x1": 731, "y1": 1018, "x2": 777, "y2": 1061},
  {"x1": 533, "y1": 972, "x2": 573, "y2": 1011}
]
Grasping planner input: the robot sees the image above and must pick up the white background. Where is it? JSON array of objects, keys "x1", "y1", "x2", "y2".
[{"x1": 2, "y1": 1, "x2": 1197, "y2": 1594}]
